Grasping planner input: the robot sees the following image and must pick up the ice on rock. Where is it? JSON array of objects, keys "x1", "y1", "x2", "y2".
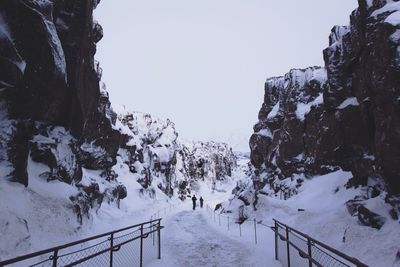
[
  {"x1": 385, "y1": 10, "x2": 400, "y2": 25},
  {"x1": 265, "y1": 76, "x2": 285, "y2": 89},
  {"x1": 295, "y1": 93, "x2": 324, "y2": 121},
  {"x1": 43, "y1": 19, "x2": 67, "y2": 81},
  {"x1": 337, "y1": 97, "x2": 360, "y2": 109},
  {"x1": 26, "y1": 0, "x2": 67, "y2": 81},
  {"x1": 371, "y1": 1, "x2": 400, "y2": 19},
  {"x1": 0, "y1": 13, "x2": 26, "y2": 74},
  {"x1": 0, "y1": 13, "x2": 12, "y2": 40},
  {"x1": 255, "y1": 128, "x2": 272, "y2": 138},
  {"x1": 369, "y1": 0, "x2": 400, "y2": 26},
  {"x1": 282, "y1": 67, "x2": 327, "y2": 91},
  {"x1": 267, "y1": 102, "x2": 280, "y2": 119},
  {"x1": 365, "y1": 0, "x2": 374, "y2": 8},
  {"x1": 148, "y1": 146, "x2": 171, "y2": 164}
]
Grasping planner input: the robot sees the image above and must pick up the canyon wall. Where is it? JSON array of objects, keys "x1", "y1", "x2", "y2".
[{"x1": 250, "y1": 0, "x2": 400, "y2": 195}]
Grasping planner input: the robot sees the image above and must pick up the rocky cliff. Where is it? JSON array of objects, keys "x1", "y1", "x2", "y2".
[
  {"x1": 0, "y1": 0, "x2": 127, "y2": 218},
  {"x1": 250, "y1": 0, "x2": 400, "y2": 197},
  {"x1": 117, "y1": 111, "x2": 237, "y2": 200},
  {"x1": 0, "y1": 0, "x2": 238, "y2": 226}
]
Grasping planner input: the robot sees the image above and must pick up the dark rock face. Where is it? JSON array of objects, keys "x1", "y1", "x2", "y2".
[
  {"x1": 250, "y1": 0, "x2": 400, "y2": 195},
  {"x1": 1, "y1": 0, "x2": 120, "y2": 180},
  {"x1": 250, "y1": 66, "x2": 330, "y2": 179},
  {"x1": 0, "y1": 0, "x2": 124, "y2": 220}
]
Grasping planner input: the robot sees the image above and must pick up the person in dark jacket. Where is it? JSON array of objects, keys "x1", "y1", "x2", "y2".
[
  {"x1": 199, "y1": 196, "x2": 204, "y2": 208},
  {"x1": 192, "y1": 195, "x2": 197, "y2": 210}
]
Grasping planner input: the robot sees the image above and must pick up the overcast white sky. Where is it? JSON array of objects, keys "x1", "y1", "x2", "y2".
[{"x1": 95, "y1": 0, "x2": 357, "y2": 152}]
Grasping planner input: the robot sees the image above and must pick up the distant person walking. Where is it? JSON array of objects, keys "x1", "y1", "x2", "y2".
[
  {"x1": 192, "y1": 195, "x2": 197, "y2": 210},
  {"x1": 199, "y1": 197, "x2": 204, "y2": 208}
]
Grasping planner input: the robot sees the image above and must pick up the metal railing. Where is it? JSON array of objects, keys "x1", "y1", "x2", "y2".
[
  {"x1": 205, "y1": 204, "x2": 271, "y2": 244},
  {"x1": 273, "y1": 219, "x2": 368, "y2": 267},
  {"x1": 0, "y1": 218, "x2": 163, "y2": 267},
  {"x1": 205, "y1": 204, "x2": 368, "y2": 267}
]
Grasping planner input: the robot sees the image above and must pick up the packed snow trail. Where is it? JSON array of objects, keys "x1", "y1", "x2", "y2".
[{"x1": 148, "y1": 209, "x2": 281, "y2": 267}]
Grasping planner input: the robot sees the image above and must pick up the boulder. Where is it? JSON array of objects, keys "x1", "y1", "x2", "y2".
[{"x1": 357, "y1": 205, "x2": 386, "y2": 230}]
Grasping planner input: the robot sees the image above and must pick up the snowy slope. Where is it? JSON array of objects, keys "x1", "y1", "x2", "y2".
[
  {"x1": 0, "y1": 109, "x2": 239, "y2": 260},
  {"x1": 218, "y1": 166, "x2": 400, "y2": 267}
]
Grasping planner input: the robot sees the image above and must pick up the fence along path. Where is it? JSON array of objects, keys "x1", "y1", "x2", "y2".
[
  {"x1": 152, "y1": 210, "x2": 260, "y2": 267},
  {"x1": 0, "y1": 219, "x2": 163, "y2": 267},
  {"x1": 204, "y1": 204, "x2": 368, "y2": 267},
  {"x1": 0, "y1": 200, "x2": 369, "y2": 267}
]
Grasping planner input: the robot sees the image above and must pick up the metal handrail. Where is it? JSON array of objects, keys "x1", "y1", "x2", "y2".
[
  {"x1": 0, "y1": 218, "x2": 163, "y2": 267},
  {"x1": 273, "y1": 219, "x2": 368, "y2": 267}
]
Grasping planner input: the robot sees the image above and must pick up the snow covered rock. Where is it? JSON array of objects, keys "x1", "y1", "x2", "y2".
[
  {"x1": 323, "y1": 0, "x2": 400, "y2": 194},
  {"x1": 117, "y1": 111, "x2": 237, "y2": 199},
  {"x1": 30, "y1": 126, "x2": 82, "y2": 184},
  {"x1": 0, "y1": 0, "x2": 240, "y2": 259},
  {"x1": 250, "y1": 0, "x2": 400, "y2": 196},
  {"x1": 357, "y1": 205, "x2": 387, "y2": 229},
  {"x1": 181, "y1": 141, "x2": 237, "y2": 182},
  {"x1": 250, "y1": 66, "x2": 330, "y2": 177},
  {"x1": 0, "y1": 0, "x2": 127, "y2": 226},
  {"x1": 0, "y1": 0, "x2": 124, "y2": 184}
]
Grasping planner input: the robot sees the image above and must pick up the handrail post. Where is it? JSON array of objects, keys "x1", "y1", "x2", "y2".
[
  {"x1": 52, "y1": 249, "x2": 58, "y2": 267},
  {"x1": 228, "y1": 216, "x2": 230, "y2": 231},
  {"x1": 109, "y1": 233, "x2": 114, "y2": 267},
  {"x1": 218, "y1": 214, "x2": 221, "y2": 226},
  {"x1": 274, "y1": 221, "x2": 278, "y2": 260},
  {"x1": 157, "y1": 220, "x2": 161, "y2": 259},
  {"x1": 151, "y1": 216, "x2": 155, "y2": 246},
  {"x1": 254, "y1": 219, "x2": 257, "y2": 244},
  {"x1": 239, "y1": 223, "x2": 242, "y2": 237},
  {"x1": 140, "y1": 224, "x2": 144, "y2": 267},
  {"x1": 152, "y1": 220, "x2": 155, "y2": 246},
  {"x1": 286, "y1": 227, "x2": 291, "y2": 267},
  {"x1": 307, "y1": 238, "x2": 312, "y2": 267}
]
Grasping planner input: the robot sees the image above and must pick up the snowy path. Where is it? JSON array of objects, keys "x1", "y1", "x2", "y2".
[{"x1": 148, "y1": 209, "x2": 280, "y2": 267}]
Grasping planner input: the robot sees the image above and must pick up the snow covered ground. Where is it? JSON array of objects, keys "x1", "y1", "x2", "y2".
[
  {"x1": 0, "y1": 147, "x2": 240, "y2": 263},
  {"x1": 148, "y1": 208, "x2": 281, "y2": 267},
  {"x1": 147, "y1": 158, "x2": 282, "y2": 267},
  {"x1": 220, "y1": 168, "x2": 400, "y2": 267},
  {"x1": 2, "y1": 149, "x2": 399, "y2": 266}
]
